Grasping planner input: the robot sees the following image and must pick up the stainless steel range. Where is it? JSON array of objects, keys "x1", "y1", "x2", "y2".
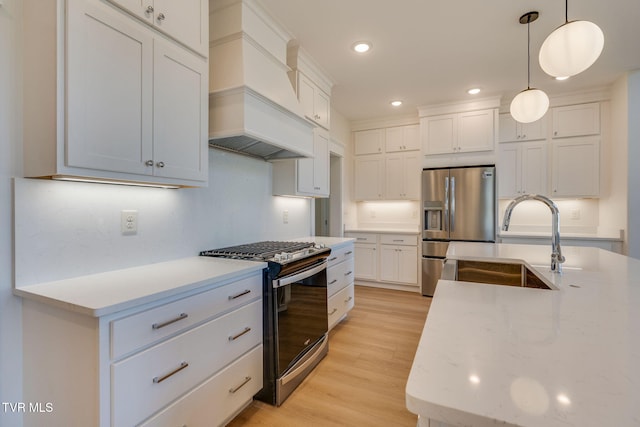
[{"x1": 200, "y1": 241, "x2": 331, "y2": 406}]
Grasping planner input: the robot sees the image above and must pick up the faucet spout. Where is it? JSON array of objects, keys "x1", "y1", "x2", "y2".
[{"x1": 501, "y1": 194, "x2": 565, "y2": 273}]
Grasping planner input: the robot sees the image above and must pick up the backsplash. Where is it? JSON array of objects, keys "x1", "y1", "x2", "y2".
[
  {"x1": 355, "y1": 201, "x2": 420, "y2": 230},
  {"x1": 14, "y1": 149, "x2": 311, "y2": 287},
  {"x1": 497, "y1": 199, "x2": 601, "y2": 233}
]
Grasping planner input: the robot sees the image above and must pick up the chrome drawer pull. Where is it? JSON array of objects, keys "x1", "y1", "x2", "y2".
[
  {"x1": 345, "y1": 271, "x2": 353, "y2": 276},
  {"x1": 328, "y1": 256, "x2": 338, "y2": 262},
  {"x1": 345, "y1": 296, "x2": 353, "y2": 303},
  {"x1": 328, "y1": 308, "x2": 338, "y2": 315},
  {"x1": 152, "y1": 313, "x2": 188, "y2": 330},
  {"x1": 393, "y1": 239, "x2": 404, "y2": 242},
  {"x1": 228, "y1": 289, "x2": 251, "y2": 300},
  {"x1": 345, "y1": 251, "x2": 353, "y2": 255},
  {"x1": 329, "y1": 279, "x2": 338, "y2": 285},
  {"x1": 153, "y1": 361, "x2": 188, "y2": 384},
  {"x1": 229, "y1": 327, "x2": 251, "y2": 341},
  {"x1": 229, "y1": 376, "x2": 252, "y2": 394}
]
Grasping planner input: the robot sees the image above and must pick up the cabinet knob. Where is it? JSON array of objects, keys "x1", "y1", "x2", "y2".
[
  {"x1": 146, "y1": 5, "x2": 154, "y2": 13},
  {"x1": 554, "y1": 131, "x2": 558, "y2": 136},
  {"x1": 156, "y1": 161, "x2": 165, "y2": 168},
  {"x1": 145, "y1": 160, "x2": 154, "y2": 167},
  {"x1": 157, "y1": 13, "x2": 165, "y2": 21}
]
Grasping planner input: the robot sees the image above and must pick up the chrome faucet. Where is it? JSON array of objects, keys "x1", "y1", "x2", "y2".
[{"x1": 501, "y1": 194, "x2": 565, "y2": 273}]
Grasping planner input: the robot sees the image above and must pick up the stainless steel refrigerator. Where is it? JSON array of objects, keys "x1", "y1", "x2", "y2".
[{"x1": 421, "y1": 166, "x2": 496, "y2": 296}]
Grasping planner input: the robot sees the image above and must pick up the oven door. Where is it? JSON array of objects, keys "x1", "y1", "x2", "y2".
[{"x1": 273, "y1": 260, "x2": 328, "y2": 378}]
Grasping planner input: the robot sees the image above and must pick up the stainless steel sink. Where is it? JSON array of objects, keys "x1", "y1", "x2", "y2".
[{"x1": 442, "y1": 259, "x2": 553, "y2": 290}]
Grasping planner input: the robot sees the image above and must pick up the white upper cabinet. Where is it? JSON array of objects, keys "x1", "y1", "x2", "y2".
[
  {"x1": 385, "y1": 125, "x2": 420, "y2": 152},
  {"x1": 355, "y1": 155, "x2": 384, "y2": 200},
  {"x1": 354, "y1": 129, "x2": 384, "y2": 155},
  {"x1": 499, "y1": 113, "x2": 547, "y2": 143},
  {"x1": 551, "y1": 137, "x2": 600, "y2": 198},
  {"x1": 297, "y1": 72, "x2": 331, "y2": 129},
  {"x1": 421, "y1": 109, "x2": 495, "y2": 155},
  {"x1": 24, "y1": 0, "x2": 208, "y2": 186},
  {"x1": 272, "y1": 128, "x2": 330, "y2": 197},
  {"x1": 106, "y1": 0, "x2": 208, "y2": 56},
  {"x1": 385, "y1": 152, "x2": 421, "y2": 200},
  {"x1": 498, "y1": 141, "x2": 548, "y2": 198},
  {"x1": 552, "y1": 103, "x2": 600, "y2": 138}
]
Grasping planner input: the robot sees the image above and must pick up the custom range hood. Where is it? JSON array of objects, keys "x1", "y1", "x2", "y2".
[{"x1": 209, "y1": 0, "x2": 314, "y2": 160}]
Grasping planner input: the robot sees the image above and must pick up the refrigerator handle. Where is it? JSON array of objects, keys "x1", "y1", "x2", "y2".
[
  {"x1": 444, "y1": 177, "x2": 449, "y2": 232},
  {"x1": 450, "y1": 176, "x2": 456, "y2": 232}
]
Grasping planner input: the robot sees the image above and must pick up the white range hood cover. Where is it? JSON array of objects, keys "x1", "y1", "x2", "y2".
[{"x1": 208, "y1": 0, "x2": 314, "y2": 160}]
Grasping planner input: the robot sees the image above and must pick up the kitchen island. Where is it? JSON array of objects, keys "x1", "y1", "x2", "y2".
[{"x1": 406, "y1": 242, "x2": 640, "y2": 427}]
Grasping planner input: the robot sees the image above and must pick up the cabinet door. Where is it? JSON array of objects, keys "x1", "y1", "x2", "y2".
[
  {"x1": 397, "y1": 246, "x2": 418, "y2": 284},
  {"x1": 354, "y1": 129, "x2": 384, "y2": 155},
  {"x1": 107, "y1": 0, "x2": 207, "y2": 55},
  {"x1": 379, "y1": 246, "x2": 399, "y2": 282},
  {"x1": 384, "y1": 155, "x2": 404, "y2": 199},
  {"x1": 551, "y1": 138, "x2": 600, "y2": 197},
  {"x1": 499, "y1": 113, "x2": 547, "y2": 142},
  {"x1": 458, "y1": 109, "x2": 495, "y2": 152},
  {"x1": 421, "y1": 114, "x2": 456, "y2": 155},
  {"x1": 521, "y1": 142, "x2": 547, "y2": 195},
  {"x1": 385, "y1": 125, "x2": 420, "y2": 152},
  {"x1": 314, "y1": 88, "x2": 330, "y2": 129},
  {"x1": 298, "y1": 128, "x2": 329, "y2": 196},
  {"x1": 298, "y1": 73, "x2": 316, "y2": 124},
  {"x1": 354, "y1": 244, "x2": 377, "y2": 281},
  {"x1": 498, "y1": 113, "x2": 519, "y2": 143},
  {"x1": 67, "y1": 0, "x2": 154, "y2": 175},
  {"x1": 355, "y1": 155, "x2": 384, "y2": 200},
  {"x1": 153, "y1": 39, "x2": 208, "y2": 181},
  {"x1": 552, "y1": 103, "x2": 600, "y2": 138},
  {"x1": 498, "y1": 143, "x2": 521, "y2": 198}
]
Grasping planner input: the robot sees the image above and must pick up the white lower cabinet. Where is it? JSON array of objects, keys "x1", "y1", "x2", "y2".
[
  {"x1": 326, "y1": 241, "x2": 355, "y2": 329},
  {"x1": 140, "y1": 345, "x2": 263, "y2": 427},
  {"x1": 21, "y1": 270, "x2": 263, "y2": 427},
  {"x1": 346, "y1": 232, "x2": 420, "y2": 291}
]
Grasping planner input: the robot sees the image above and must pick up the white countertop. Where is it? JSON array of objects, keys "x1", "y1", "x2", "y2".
[
  {"x1": 14, "y1": 257, "x2": 266, "y2": 317},
  {"x1": 499, "y1": 230, "x2": 623, "y2": 241},
  {"x1": 290, "y1": 236, "x2": 355, "y2": 247},
  {"x1": 406, "y1": 242, "x2": 640, "y2": 427},
  {"x1": 345, "y1": 228, "x2": 419, "y2": 234}
]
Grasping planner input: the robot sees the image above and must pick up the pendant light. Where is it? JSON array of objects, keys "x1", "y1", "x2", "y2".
[
  {"x1": 510, "y1": 11, "x2": 549, "y2": 124},
  {"x1": 539, "y1": 0, "x2": 604, "y2": 78}
]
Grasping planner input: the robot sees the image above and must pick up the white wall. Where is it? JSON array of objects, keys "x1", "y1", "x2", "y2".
[
  {"x1": 1, "y1": 0, "x2": 24, "y2": 424},
  {"x1": 14, "y1": 150, "x2": 312, "y2": 287},
  {"x1": 628, "y1": 70, "x2": 640, "y2": 259}
]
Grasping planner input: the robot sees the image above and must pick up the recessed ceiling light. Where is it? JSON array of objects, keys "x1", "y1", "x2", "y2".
[
  {"x1": 352, "y1": 41, "x2": 372, "y2": 53},
  {"x1": 467, "y1": 88, "x2": 481, "y2": 95},
  {"x1": 555, "y1": 76, "x2": 570, "y2": 81},
  {"x1": 390, "y1": 100, "x2": 403, "y2": 107}
]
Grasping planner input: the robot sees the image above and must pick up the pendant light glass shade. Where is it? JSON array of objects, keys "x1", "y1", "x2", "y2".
[
  {"x1": 510, "y1": 88, "x2": 550, "y2": 123},
  {"x1": 539, "y1": 20, "x2": 604, "y2": 78},
  {"x1": 510, "y1": 11, "x2": 549, "y2": 124}
]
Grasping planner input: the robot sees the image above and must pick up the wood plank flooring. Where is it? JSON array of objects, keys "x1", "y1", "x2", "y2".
[{"x1": 227, "y1": 285, "x2": 432, "y2": 427}]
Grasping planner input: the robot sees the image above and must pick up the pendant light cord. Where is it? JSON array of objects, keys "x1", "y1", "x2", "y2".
[
  {"x1": 527, "y1": 16, "x2": 531, "y2": 90},
  {"x1": 565, "y1": 0, "x2": 569, "y2": 23}
]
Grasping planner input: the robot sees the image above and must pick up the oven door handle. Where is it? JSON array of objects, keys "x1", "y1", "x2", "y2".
[{"x1": 274, "y1": 261, "x2": 327, "y2": 288}]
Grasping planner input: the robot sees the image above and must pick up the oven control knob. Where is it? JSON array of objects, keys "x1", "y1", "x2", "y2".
[
  {"x1": 274, "y1": 253, "x2": 282, "y2": 262},
  {"x1": 314, "y1": 243, "x2": 325, "y2": 249}
]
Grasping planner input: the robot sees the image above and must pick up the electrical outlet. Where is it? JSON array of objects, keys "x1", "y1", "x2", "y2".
[
  {"x1": 121, "y1": 210, "x2": 138, "y2": 235},
  {"x1": 370, "y1": 210, "x2": 376, "y2": 219},
  {"x1": 570, "y1": 209, "x2": 581, "y2": 220},
  {"x1": 283, "y1": 210, "x2": 289, "y2": 224}
]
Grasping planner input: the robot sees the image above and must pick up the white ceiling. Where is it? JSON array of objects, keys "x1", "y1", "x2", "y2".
[{"x1": 255, "y1": 0, "x2": 640, "y2": 121}]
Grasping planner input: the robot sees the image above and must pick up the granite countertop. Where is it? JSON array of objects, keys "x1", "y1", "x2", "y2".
[
  {"x1": 406, "y1": 242, "x2": 640, "y2": 427},
  {"x1": 14, "y1": 257, "x2": 266, "y2": 317}
]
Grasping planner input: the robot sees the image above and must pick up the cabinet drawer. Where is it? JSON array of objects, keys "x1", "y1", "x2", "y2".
[
  {"x1": 326, "y1": 244, "x2": 355, "y2": 268},
  {"x1": 345, "y1": 233, "x2": 377, "y2": 244},
  {"x1": 111, "y1": 273, "x2": 262, "y2": 359},
  {"x1": 380, "y1": 234, "x2": 418, "y2": 246},
  {"x1": 327, "y1": 257, "x2": 355, "y2": 297},
  {"x1": 111, "y1": 300, "x2": 262, "y2": 426},
  {"x1": 328, "y1": 284, "x2": 355, "y2": 330},
  {"x1": 140, "y1": 345, "x2": 263, "y2": 427}
]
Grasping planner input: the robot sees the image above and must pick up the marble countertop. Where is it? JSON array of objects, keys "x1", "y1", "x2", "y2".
[
  {"x1": 290, "y1": 236, "x2": 355, "y2": 247},
  {"x1": 406, "y1": 242, "x2": 640, "y2": 427},
  {"x1": 14, "y1": 257, "x2": 266, "y2": 317}
]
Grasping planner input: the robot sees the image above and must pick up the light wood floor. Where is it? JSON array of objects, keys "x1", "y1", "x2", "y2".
[{"x1": 227, "y1": 285, "x2": 432, "y2": 427}]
